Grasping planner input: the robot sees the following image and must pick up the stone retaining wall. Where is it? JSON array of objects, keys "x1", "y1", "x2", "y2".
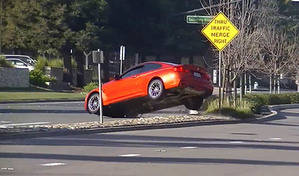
[{"x1": 0, "y1": 67, "x2": 29, "y2": 88}]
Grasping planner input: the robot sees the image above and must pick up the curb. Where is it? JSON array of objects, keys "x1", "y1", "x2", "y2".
[{"x1": 0, "y1": 119, "x2": 240, "y2": 140}]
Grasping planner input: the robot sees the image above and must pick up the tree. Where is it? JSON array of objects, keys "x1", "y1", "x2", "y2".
[{"x1": 252, "y1": 0, "x2": 298, "y2": 93}]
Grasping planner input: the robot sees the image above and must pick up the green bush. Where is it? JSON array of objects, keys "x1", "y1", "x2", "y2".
[
  {"x1": 29, "y1": 70, "x2": 55, "y2": 87},
  {"x1": 288, "y1": 93, "x2": 299, "y2": 104},
  {"x1": 0, "y1": 56, "x2": 13, "y2": 68},
  {"x1": 204, "y1": 98, "x2": 255, "y2": 118},
  {"x1": 245, "y1": 93, "x2": 299, "y2": 113},
  {"x1": 83, "y1": 82, "x2": 98, "y2": 93},
  {"x1": 48, "y1": 59, "x2": 64, "y2": 68},
  {"x1": 204, "y1": 93, "x2": 299, "y2": 118},
  {"x1": 35, "y1": 56, "x2": 48, "y2": 71},
  {"x1": 71, "y1": 58, "x2": 77, "y2": 68}
]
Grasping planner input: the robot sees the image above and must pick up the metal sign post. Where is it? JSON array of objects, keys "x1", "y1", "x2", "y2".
[
  {"x1": 119, "y1": 45, "x2": 125, "y2": 74},
  {"x1": 92, "y1": 50, "x2": 104, "y2": 123}
]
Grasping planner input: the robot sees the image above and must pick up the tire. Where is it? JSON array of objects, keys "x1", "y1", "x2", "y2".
[
  {"x1": 148, "y1": 79, "x2": 164, "y2": 100},
  {"x1": 87, "y1": 93, "x2": 101, "y2": 114},
  {"x1": 183, "y1": 97, "x2": 203, "y2": 110}
]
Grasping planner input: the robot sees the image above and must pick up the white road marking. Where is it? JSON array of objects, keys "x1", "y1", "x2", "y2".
[
  {"x1": 155, "y1": 149, "x2": 167, "y2": 152},
  {"x1": 40, "y1": 163, "x2": 67, "y2": 167},
  {"x1": 269, "y1": 138, "x2": 282, "y2": 141},
  {"x1": 1, "y1": 168, "x2": 14, "y2": 171},
  {"x1": 0, "y1": 121, "x2": 12, "y2": 124},
  {"x1": 0, "y1": 122, "x2": 50, "y2": 128},
  {"x1": 181, "y1": 146, "x2": 197, "y2": 149},
  {"x1": 119, "y1": 154, "x2": 141, "y2": 157},
  {"x1": 229, "y1": 141, "x2": 245, "y2": 144}
]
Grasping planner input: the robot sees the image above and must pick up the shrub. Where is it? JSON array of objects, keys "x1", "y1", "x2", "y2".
[
  {"x1": 35, "y1": 56, "x2": 48, "y2": 71},
  {"x1": 204, "y1": 97, "x2": 255, "y2": 119},
  {"x1": 83, "y1": 82, "x2": 98, "y2": 93},
  {"x1": 29, "y1": 70, "x2": 55, "y2": 87},
  {"x1": 48, "y1": 59, "x2": 64, "y2": 68},
  {"x1": 288, "y1": 93, "x2": 299, "y2": 104},
  {"x1": 0, "y1": 56, "x2": 13, "y2": 68},
  {"x1": 71, "y1": 58, "x2": 77, "y2": 68},
  {"x1": 204, "y1": 93, "x2": 299, "y2": 118}
]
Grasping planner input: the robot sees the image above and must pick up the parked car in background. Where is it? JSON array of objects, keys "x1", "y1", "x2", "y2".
[
  {"x1": 3, "y1": 55, "x2": 36, "y2": 65},
  {"x1": 5, "y1": 58, "x2": 35, "y2": 71},
  {"x1": 1, "y1": 55, "x2": 36, "y2": 71},
  {"x1": 85, "y1": 61, "x2": 213, "y2": 117}
]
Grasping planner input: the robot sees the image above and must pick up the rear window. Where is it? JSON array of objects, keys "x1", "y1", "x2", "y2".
[{"x1": 142, "y1": 63, "x2": 162, "y2": 73}]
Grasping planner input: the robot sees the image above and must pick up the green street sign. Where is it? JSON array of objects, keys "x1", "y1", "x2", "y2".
[{"x1": 186, "y1": 15, "x2": 214, "y2": 24}]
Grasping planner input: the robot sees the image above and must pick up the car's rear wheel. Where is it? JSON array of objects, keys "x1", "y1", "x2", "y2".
[
  {"x1": 148, "y1": 79, "x2": 164, "y2": 100},
  {"x1": 183, "y1": 97, "x2": 203, "y2": 110},
  {"x1": 87, "y1": 93, "x2": 101, "y2": 114}
]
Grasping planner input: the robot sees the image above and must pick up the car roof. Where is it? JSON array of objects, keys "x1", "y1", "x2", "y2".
[
  {"x1": 5, "y1": 58, "x2": 27, "y2": 62},
  {"x1": 2, "y1": 55, "x2": 32, "y2": 58},
  {"x1": 139, "y1": 61, "x2": 178, "y2": 67}
]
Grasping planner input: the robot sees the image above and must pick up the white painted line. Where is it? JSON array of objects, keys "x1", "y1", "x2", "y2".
[
  {"x1": 269, "y1": 138, "x2": 282, "y2": 141},
  {"x1": 229, "y1": 141, "x2": 245, "y2": 144},
  {"x1": 0, "y1": 122, "x2": 50, "y2": 128},
  {"x1": 155, "y1": 149, "x2": 167, "y2": 152},
  {"x1": 1, "y1": 168, "x2": 14, "y2": 171},
  {"x1": 119, "y1": 154, "x2": 141, "y2": 157},
  {"x1": 181, "y1": 146, "x2": 198, "y2": 149},
  {"x1": 0, "y1": 121, "x2": 12, "y2": 124},
  {"x1": 40, "y1": 163, "x2": 67, "y2": 167}
]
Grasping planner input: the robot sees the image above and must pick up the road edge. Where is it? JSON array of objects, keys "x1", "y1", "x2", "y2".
[{"x1": 1, "y1": 104, "x2": 299, "y2": 140}]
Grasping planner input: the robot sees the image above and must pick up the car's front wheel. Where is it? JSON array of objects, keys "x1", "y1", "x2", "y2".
[
  {"x1": 148, "y1": 79, "x2": 164, "y2": 100},
  {"x1": 87, "y1": 93, "x2": 101, "y2": 114}
]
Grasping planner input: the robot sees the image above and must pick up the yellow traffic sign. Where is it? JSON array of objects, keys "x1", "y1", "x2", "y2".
[{"x1": 201, "y1": 12, "x2": 239, "y2": 51}]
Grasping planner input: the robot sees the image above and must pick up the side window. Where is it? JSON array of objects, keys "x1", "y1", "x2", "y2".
[
  {"x1": 121, "y1": 66, "x2": 143, "y2": 79},
  {"x1": 141, "y1": 64, "x2": 161, "y2": 73}
]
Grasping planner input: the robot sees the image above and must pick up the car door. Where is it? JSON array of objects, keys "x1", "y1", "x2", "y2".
[{"x1": 103, "y1": 66, "x2": 144, "y2": 105}]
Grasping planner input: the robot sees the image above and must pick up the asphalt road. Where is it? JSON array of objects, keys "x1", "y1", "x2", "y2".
[
  {"x1": 0, "y1": 101, "x2": 189, "y2": 128},
  {"x1": 0, "y1": 108, "x2": 299, "y2": 176}
]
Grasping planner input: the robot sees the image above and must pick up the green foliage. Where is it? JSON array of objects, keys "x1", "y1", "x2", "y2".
[
  {"x1": 83, "y1": 82, "x2": 98, "y2": 93},
  {"x1": 244, "y1": 93, "x2": 299, "y2": 113},
  {"x1": 204, "y1": 98, "x2": 255, "y2": 119},
  {"x1": 48, "y1": 59, "x2": 64, "y2": 68},
  {"x1": 71, "y1": 58, "x2": 77, "y2": 68},
  {"x1": 0, "y1": 56, "x2": 13, "y2": 68},
  {"x1": 35, "y1": 56, "x2": 48, "y2": 71},
  {"x1": 204, "y1": 93, "x2": 299, "y2": 118},
  {"x1": 29, "y1": 70, "x2": 55, "y2": 87}
]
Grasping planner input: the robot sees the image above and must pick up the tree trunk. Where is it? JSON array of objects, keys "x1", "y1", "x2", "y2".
[
  {"x1": 269, "y1": 75, "x2": 272, "y2": 94},
  {"x1": 240, "y1": 74, "x2": 243, "y2": 102}
]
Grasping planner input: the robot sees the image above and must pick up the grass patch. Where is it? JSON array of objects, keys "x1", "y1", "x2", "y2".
[
  {"x1": 204, "y1": 93, "x2": 299, "y2": 119},
  {"x1": 204, "y1": 97, "x2": 255, "y2": 119},
  {"x1": 0, "y1": 87, "x2": 84, "y2": 103}
]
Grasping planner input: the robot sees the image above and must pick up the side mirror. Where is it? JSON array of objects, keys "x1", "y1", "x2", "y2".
[{"x1": 114, "y1": 74, "x2": 121, "y2": 80}]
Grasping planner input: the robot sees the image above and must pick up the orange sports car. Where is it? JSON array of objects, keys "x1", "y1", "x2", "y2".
[{"x1": 84, "y1": 61, "x2": 213, "y2": 117}]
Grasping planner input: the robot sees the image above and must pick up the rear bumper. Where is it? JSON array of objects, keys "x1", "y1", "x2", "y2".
[{"x1": 178, "y1": 81, "x2": 213, "y2": 98}]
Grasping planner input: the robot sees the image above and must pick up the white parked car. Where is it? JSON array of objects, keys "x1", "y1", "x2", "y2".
[
  {"x1": 3, "y1": 55, "x2": 37, "y2": 65},
  {"x1": 5, "y1": 58, "x2": 35, "y2": 71}
]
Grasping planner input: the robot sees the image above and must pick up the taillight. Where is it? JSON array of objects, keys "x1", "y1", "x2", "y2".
[
  {"x1": 174, "y1": 66, "x2": 189, "y2": 73},
  {"x1": 204, "y1": 73, "x2": 211, "y2": 82}
]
